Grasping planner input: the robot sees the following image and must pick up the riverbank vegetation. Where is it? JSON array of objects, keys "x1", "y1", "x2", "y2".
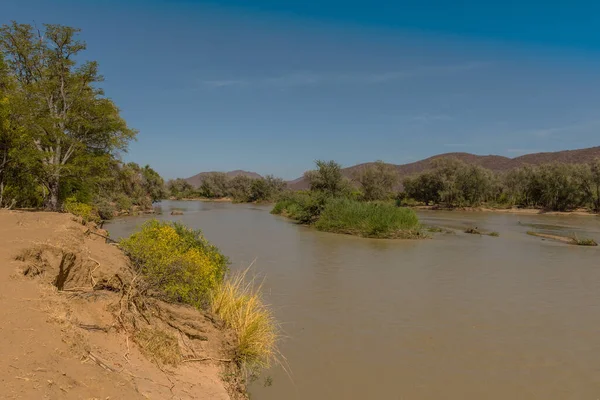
[
  {"x1": 526, "y1": 231, "x2": 598, "y2": 246},
  {"x1": 315, "y1": 198, "x2": 421, "y2": 238},
  {"x1": 0, "y1": 22, "x2": 166, "y2": 219},
  {"x1": 168, "y1": 174, "x2": 286, "y2": 203},
  {"x1": 402, "y1": 158, "x2": 600, "y2": 212},
  {"x1": 121, "y1": 220, "x2": 279, "y2": 373},
  {"x1": 272, "y1": 160, "x2": 422, "y2": 238}
]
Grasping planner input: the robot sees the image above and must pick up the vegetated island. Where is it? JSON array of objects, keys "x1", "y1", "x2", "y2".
[{"x1": 271, "y1": 161, "x2": 423, "y2": 239}]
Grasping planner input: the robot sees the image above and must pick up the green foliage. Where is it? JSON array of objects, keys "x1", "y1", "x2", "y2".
[
  {"x1": 195, "y1": 173, "x2": 287, "y2": 203},
  {"x1": 0, "y1": 22, "x2": 137, "y2": 210},
  {"x1": 141, "y1": 165, "x2": 167, "y2": 203},
  {"x1": 304, "y1": 160, "x2": 352, "y2": 197},
  {"x1": 120, "y1": 220, "x2": 229, "y2": 307},
  {"x1": 167, "y1": 178, "x2": 196, "y2": 199},
  {"x1": 199, "y1": 172, "x2": 230, "y2": 198},
  {"x1": 354, "y1": 161, "x2": 398, "y2": 201},
  {"x1": 502, "y1": 163, "x2": 590, "y2": 211},
  {"x1": 122, "y1": 221, "x2": 278, "y2": 371},
  {"x1": 402, "y1": 171, "x2": 443, "y2": 205},
  {"x1": 402, "y1": 157, "x2": 600, "y2": 212},
  {"x1": 314, "y1": 198, "x2": 420, "y2": 238},
  {"x1": 63, "y1": 196, "x2": 99, "y2": 223},
  {"x1": 228, "y1": 175, "x2": 254, "y2": 203},
  {"x1": 95, "y1": 198, "x2": 116, "y2": 220},
  {"x1": 271, "y1": 190, "x2": 330, "y2": 224},
  {"x1": 0, "y1": 22, "x2": 166, "y2": 213},
  {"x1": 249, "y1": 175, "x2": 286, "y2": 202}
]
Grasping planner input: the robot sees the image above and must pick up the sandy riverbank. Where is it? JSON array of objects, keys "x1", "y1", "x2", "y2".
[{"x1": 0, "y1": 210, "x2": 240, "y2": 399}]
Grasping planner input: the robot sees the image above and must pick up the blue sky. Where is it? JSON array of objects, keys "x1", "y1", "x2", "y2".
[{"x1": 2, "y1": 0, "x2": 600, "y2": 179}]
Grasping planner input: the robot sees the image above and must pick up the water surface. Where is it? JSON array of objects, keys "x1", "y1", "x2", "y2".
[{"x1": 107, "y1": 201, "x2": 600, "y2": 399}]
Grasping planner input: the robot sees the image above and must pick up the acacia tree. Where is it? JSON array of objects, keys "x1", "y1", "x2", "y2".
[
  {"x1": 305, "y1": 160, "x2": 351, "y2": 197},
  {"x1": 354, "y1": 160, "x2": 398, "y2": 201},
  {"x1": 0, "y1": 22, "x2": 136, "y2": 210}
]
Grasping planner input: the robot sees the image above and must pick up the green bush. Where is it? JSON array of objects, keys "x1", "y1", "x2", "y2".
[
  {"x1": 95, "y1": 198, "x2": 117, "y2": 220},
  {"x1": 314, "y1": 198, "x2": 421, "y2": 238},
  {"x1": 271, "y1": 190, "x2": 330, "y2": 223},
  {"x1": 63, "y1": 197, "x2": 99, "y2": 223},
  {"x1": 115, "y1": 193, "x2": 133, "y2": 211},
  {"x1": 120, "y1": 220, "x2": 229, "y2": 307}
]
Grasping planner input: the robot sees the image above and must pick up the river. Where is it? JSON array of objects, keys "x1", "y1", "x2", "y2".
[{"x1": 106, "y1": 200, "x2": 600, "y2": 399}]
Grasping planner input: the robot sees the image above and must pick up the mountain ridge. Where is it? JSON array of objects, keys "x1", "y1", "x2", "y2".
[{"x1": 287, "y1": 146, "x2": 600, "y2": 190}]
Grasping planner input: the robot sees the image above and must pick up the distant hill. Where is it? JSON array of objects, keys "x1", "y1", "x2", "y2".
[
  {"x1": 287, "y1": 146, "x2": 600, "y2": 190},
  {"x1": 185, "y1": 170, "x2": 262, "y2": 188}
]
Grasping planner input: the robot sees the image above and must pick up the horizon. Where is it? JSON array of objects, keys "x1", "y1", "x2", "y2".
[
  {"x1": 184, "y1": 144, "x2": 600, "y2": 180},
  {"x1": 3, "y1": 1, "x2": 600, "y2": 180}
]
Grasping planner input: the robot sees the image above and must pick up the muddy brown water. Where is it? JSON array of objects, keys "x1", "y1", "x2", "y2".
[{"x1": 106, "y1": 201, "x2": 600, "y2": 399}]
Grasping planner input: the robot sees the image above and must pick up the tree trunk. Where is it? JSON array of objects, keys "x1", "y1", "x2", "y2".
[{"x1": 45, "y1": 175, "x2": 60, "y2": 211}]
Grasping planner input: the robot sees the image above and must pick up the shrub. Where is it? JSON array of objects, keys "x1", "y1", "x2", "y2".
[
  {"x1": 210, "y1": 269, "x2": 279, "y2": 372},
  {"x1": 115, "y1": 193, "x2": 133, "y2": 211},
  {"x1": 120, "y1": 220, "x2": 228, "y2": 307},
  {"x1": 314, "y1": 198, "x2": 420, "y2": 238},
  {"x1": 271, "y1": 190, "x2": 329, "y2": 223},
  {"x1": 63, "y1": 197, "x2": 99, "y2": 223},
  {"x1": 95, "y1": 198, "x2": 117, "y2": 220},
  {"x1": 121, "y1": 220, "x2": 279, "y2": 373}
]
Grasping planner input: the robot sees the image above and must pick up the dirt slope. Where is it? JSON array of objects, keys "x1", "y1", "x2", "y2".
[{"x1": 0, "y1": 210, "x2": 236, "y2": 399}]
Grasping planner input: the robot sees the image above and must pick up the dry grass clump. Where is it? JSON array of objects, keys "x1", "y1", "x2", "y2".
[
  {"x1": 134, "y1": 327, "x2": 182, "y2": 366},
  {"x1": 210, "y1": 269, "x2": 279, "y2": 372}
]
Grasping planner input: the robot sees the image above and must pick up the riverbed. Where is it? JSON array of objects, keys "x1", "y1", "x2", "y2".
[{"x1": 106, "y1": 200, "x2": 600, "y2": 399}]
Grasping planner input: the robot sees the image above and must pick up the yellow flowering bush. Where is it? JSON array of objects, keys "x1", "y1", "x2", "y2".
[
  {"x1": 63, "y1": 196, "x2": 99, "y2": 223},
  {"x1": 120, "y1": 220, "x2": 228, "y2": 307}
]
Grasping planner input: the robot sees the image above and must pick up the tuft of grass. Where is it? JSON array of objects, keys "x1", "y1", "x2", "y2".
[
  {"x1": 487, "y1": 231, "x2": 500, "y2": 237},
  {"x1": 572, "y1": 233, "x2": 598, "y2": 246},
  {"x1": 314, "y1": 198, "x2": 421, "y2": 238},
  {"x1": 210, "y1": 268, "x2": 279, "y2": 373},
  {"x1": 574, "y1": 238, "x2": 598, "y2": 246},
  {"x1": 134, "y1": 328, "x2": 181, "y2": 366},
  {"x1": 426, "y1": 226, "x2": 444, "y2": 233}
]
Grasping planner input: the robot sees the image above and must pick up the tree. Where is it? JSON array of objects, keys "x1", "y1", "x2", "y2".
[
  {"x1": 199, "y1": 172, "x2": 229, "y2": 198},
  {"x1": 168, "y1": 178, "x2": 194, "y2": 199},
  {"x1": 456, "y1": 164, "x2": 494, "y2": 206},
  {"x1": 354, "y1": 161, "x2": 398, "y2": 201},
  {"x1": 0, "y1": 22, "x2": 136, "y2": 210},
  {"x1": 253, "y1": 175, "x2": 286, "y2": 202},
  {"x1": 403, "y1": 171, "x2": 443, "y2": 205},
  {"x1": 228, "y1": 175, "x2": 253, "y2": 202},
  {"x1": 141, "y1": 165, "x2": 167, "y2": 203},
  {"x1": 304, "y1": 160, "x2": 350, "y2": 197},
  {"x1": 585, "y1": 159, "x2": 600, "y2": 212}
]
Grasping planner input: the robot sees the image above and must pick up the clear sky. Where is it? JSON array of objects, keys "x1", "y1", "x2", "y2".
[{"x1": 2, "y1": 0, "x2": 600, "y2": 179}]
